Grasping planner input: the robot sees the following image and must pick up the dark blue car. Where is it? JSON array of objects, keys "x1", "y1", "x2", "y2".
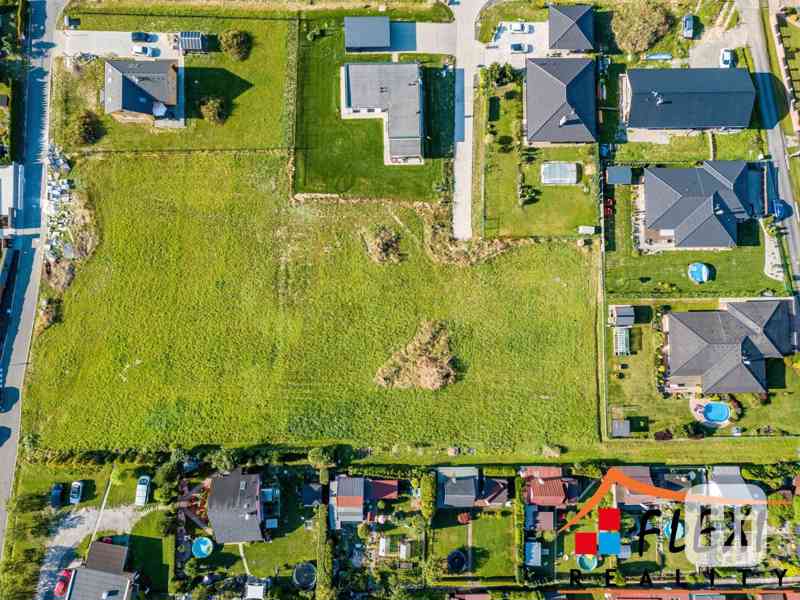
[{"x1": 50, "y1": 483, "x2": 64, "y2": 509}]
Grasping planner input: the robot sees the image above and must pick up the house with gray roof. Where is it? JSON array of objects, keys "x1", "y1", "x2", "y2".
[
  {"x1": 344, "y1": 16, "x2": 391, "y2": 52},
  {"x1": 104, "y1": 59, "x2": 178, "y2": 122},
  {"x1": 331, "y1": 475, "x2": 365, "y2": 528},
  {"x1": 525, "y1": 58, "x2": 596, "y2": 144},
  {"x1": 623, "y1": 68, "x2": 755, "y2": 131},
  {"x1": 437, "y1": 467, "x2": 479, "y2": 509},
  {"x1": 207, "y1": 468, "x2": 263, "y2": 544},
  {"x1": 664, "y1": 300, "x2": 793, "y2": 394},
  {"x1": 65, "y1": 542, "x2": 134, "y2": 600},
  {"x1": 341, "y1": 62, "x2": 424, "y2": 163},
  {"x1": 643, "y1": 161, "x2": 759, "y2": 249},
  {"x1": 548, "y1": 4, "x2": 594, "y2": 52}
]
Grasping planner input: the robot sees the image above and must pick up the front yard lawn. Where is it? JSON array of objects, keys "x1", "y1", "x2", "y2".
[
  {"x1": 481, "y1": 82, "x2": 597, "y2": 238},
  {"x1": 130, "y1": 511, "x2": 176, "y2": 593},
  {"x1": 50, "y1": 15, "x2": 291, "y2": 151},
  {"x1": 24, "y1": 152, "x2": 600, "y2": 453},
  {"x1": 605, "y1": 183, "x2": 785, "y2": 299},
  {"x1": 294, "y1": 20, "x2": 452, "y2": 201}
]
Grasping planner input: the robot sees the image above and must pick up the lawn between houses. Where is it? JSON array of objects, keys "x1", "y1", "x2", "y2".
[
  {"x1": 481, "y1": 81, "x2": 597, "y2": 239},
  {"x1": 294, "y1": 20, "x2": 452, "y2": 201},
  {"x1": 24, "y1": 152, "x2": 600, "y2": 453}
]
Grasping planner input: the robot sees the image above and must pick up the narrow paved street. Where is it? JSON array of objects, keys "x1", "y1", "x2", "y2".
[
  {"x1": 735, "y1": 0, "x2": 800, "y2": 283},
  {"x1": 0, "y1": 0, "x2": 65, "y2": 562},
  {"x1": 451, "y1": 0, "x2": 491, "y2": 241}
]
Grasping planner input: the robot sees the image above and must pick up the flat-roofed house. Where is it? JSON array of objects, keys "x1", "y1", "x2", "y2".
[{"x1": 344, "y1": 16, "x2": 391, "y2": 52}]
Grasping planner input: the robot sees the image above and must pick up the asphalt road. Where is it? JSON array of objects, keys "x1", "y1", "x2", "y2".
[{"x1": 0, "y1": 0, "x2": 65, "y2": 563}]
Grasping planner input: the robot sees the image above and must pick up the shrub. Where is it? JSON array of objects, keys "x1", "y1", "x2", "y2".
[
  {"x1": 219, "y1": 29, "x2": 252, "y2": 61},
  {"x1": 420, "y1": 472, "x2": 436, "y2": 522},
  {"x1": 308, "y1": 446, "x2": 336, "y2": 468},
  {"x1": 199, "y1": 97, "x2": 226, "y2": 125},
  {"x1": 208, "y1": 447, "x2": 236, "y2": 472},
  {"x1": 67, "y1": 110, "x2": 101, "y2": 146},
  {"x1": 612, "y1": 0, "x2": 670, "y2": 54}
]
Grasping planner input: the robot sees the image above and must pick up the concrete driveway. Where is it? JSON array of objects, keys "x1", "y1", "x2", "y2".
[
  {"x1": 388, "y1": 22, "x2": 456, "y2": 54},
  {"x1": 59, "y1": 30, "x2": 182, "y2": 59},
  {"x1": 688, "y1": 23, "x2": 748, "y2": 67},
  {"x1": 484, "y1": 21, "x2": 548, "y2": 68}
]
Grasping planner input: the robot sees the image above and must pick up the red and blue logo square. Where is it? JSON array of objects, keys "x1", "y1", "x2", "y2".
[{"x1": 575, "y1": 508, "x2": 621, "y2": 556}]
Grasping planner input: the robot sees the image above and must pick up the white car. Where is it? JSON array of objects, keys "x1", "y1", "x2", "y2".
[
  {"x1": 69, "y1": 481, "x2": 83, "y2": 505},
  {"x1": 134, "y1": 475, "x2": 151, "y2": 507},
  {"x1": 509, "y1": 22, "x2": 527, "y2": 34},
  {"x1": 719, "y1": 48, "x2": 735, "y2": 68},
  {"x1": 132, "y1": 45, "x2": 155, "y2": 57},
  {"x1": 510, "y1": 43, "x2": 531, "y2": 54}
]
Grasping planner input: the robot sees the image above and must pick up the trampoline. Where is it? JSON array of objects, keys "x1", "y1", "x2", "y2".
[
  {"x1": 688, "y1": 262, "x2": 711, "y2": 284},
  {"x1": 192, "y1": 537, "x2": 214, "y2": 559},
  {"x1": 577, "y1": 554, "x2": 599, "y2": 572},
  {"x1": 447, "y1": 550, "x2": 467, "y2": 574},
  {"x1": 293, "y1": 562, "x2": 317, "y2": 590}
]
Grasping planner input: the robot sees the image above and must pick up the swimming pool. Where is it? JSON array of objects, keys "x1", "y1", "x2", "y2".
[
  {"x1": 703, "y1": 401, "x2": 731, "y2": 424},
  {"x1": 577, "y1": 554, "x2": 599, "y2": 572}
]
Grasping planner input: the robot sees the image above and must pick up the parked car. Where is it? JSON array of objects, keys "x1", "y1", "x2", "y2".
[
  {"x1": 50, "y1": 483, "x2": 64, "y2": 509},
  {"x1": 54, "y1": 570, "x2": 72, "y2": 597},
  {"x1": 509, "y1": 22, "x2": 528, "y2": 34},
  {"x1": 719, "y1": 48, "x2": 735, "y2": 68},
  {"x1": 130, "y1": 32, "x2": 150, "y2": 42},
  {"x1": 134, "y1": 475, "x2": 151, "y2": 507},
  {"x1": 682, "y1": 14, "x2": 694, "y2": 39},
  {"x1": 132, "y1": 45, "x2": 155, "y2": 57},
  {"x1": 510, "y1": 43, "x2": 530, "y2": 54},
  {"x1": 69, "y1": 481, "x2": 83, "y2": 505}
]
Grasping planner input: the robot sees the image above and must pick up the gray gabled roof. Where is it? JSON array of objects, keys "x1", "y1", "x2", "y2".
[
  {"x1": 344, "y1": 62, "x2": 424, "y2": 158},
  {"x1": 644, "y1": 161, "x2": 752, "y2": 248},
  {"x1": 525, "y1": 58, "x2": 596, "y2": 143},
  {"x1": 437, "y1": 467, "x2": 478, "y2": 508},
  {"x1": 666, "y1": 301, "x2": 792, "y2": 393},
  {"x1": 207, "y1": 469, "x2": 263, "y2": 544},
  {"x1": 627, "y1": 68, "x2": 755, "y2": 129},
  {"x1": 67, "y1": 569, "x2": 133, "y2": 600},
  {"x1": 548, "y1": 4, "x2": 594, "y2": 51},
  {"x1": 104, "y1": 59, "x2": 178, "y2": 115},
  {"x1": 344, "y1": 16, "x2": 391, "y2": 50}
]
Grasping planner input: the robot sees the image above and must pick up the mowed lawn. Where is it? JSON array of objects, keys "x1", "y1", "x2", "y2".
[
  {"x1": 605, "y1": 185, "x2": 785, "y2": 299},
  {"x1": 25, "y1": 153, "x2": 599, "y2": 451},
  {"x1": 294, "y1": 20, "x2": 450, "y2": 200},
  {"x1": 52, "y1": 13, "x2": 292, "y2": 150}
]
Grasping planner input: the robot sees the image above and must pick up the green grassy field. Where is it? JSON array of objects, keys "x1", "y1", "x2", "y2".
[
  {"x1": 24, "y1": 152, "x2": 599, "y2": 452},
  {"x1": 605, "y1": 184, "x2": 784, "y2": 300},
  {"x1": 294, "y1": 21, "x2": 450, "y2": 200},
  {"x1": 51, "y1": 17, "x2": 292, "y2": 151},
  {"x1": 481, "y1": 83, "x2": 596, "y2": 238},
  {"x1": 130, "y1": 511, "x2": 176, "y2": 593},
  {"x1": 470, "y1": 510, "x2": 515, "y2": 578}
]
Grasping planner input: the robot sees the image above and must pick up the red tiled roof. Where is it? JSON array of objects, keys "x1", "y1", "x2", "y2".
[
  {"x1": 368, "y1": 479, "x2": 399, "y2": 501},
  {"x1": 525, "y1": 478, "x2": 566, "y2": 506},
  {"x1": 520, "y1": 466, "x2": 562, "y2": 479},
  {"x1": 336, "y1": 495, "x2": 363, "y2": 507}
]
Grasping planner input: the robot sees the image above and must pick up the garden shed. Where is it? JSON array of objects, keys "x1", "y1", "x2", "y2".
[
  {"x1": 609, "y1": 304, "x2": 635, "y2": 328},
  {"x1": 541, "y1": 161, "x2": 579, "y2": 184},
  {"x1": 606, "y1": 166, "x2": 633, "y2": 185},
  {"x1": 612, "y1": 419, "x2": 631, "y2": 437}
]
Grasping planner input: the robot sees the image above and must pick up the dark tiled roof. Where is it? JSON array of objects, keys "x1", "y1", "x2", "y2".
[
  {"x1": 207, "y1": 469, "x2": 263, "y2": 544},
  {"x1": 525, "y1": 58, "x2": 597, "y2": 143},
  {"x1": 104, "y1": 59, "x2": 178, "y2": 115},
  {"x1": 548, "y1": 4, "x2": 594, "y2": 51},
  {"x1": 85, "y1": 542, "x2": 127, "y2": 574},
  {"x1": 627, "y1": 68, "x2": 755, "y2": 129},
  {"x1": 344, "y1": 16, "x2": 391, "y2": 50}
]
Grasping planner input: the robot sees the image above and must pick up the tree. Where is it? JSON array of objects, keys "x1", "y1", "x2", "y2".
[
  {"x1": 357, "y1": 521, "x2": 370, "y2": 541},
  {"x1": 611, "y1": 0, "x2": 670, "y2": 54},
  {"x1": 154, "y1": 485, "x2": 175, "y2": 505},
  {"x1": 209, "y1": 448, "x2": 236, "y2": 472},
  {"x1": 184, "y1": 557, "x2": 201, "y2": 581},
  {"x1": 200, "y1": 97, "x2": 226, "y2": 125},
  {"x1": 307, "y1": 446, "x2": 336, "y2": 468},
  {"x1": 219, "y1": 29, "x2": 252, "y2": 61},
  {"x1": 67, "y1": 110, "x2": 102, "y2": 146}
]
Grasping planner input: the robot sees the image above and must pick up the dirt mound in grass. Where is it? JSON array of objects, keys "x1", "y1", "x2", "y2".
[
  {"x1": 375, "y1": 320, "x2": 456, "y2": 390},
  {"x1": 362, "y1": 225, "x2": 402, "y2": 264}
]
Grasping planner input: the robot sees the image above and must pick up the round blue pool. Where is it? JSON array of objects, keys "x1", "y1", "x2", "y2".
[
  {"x1": 703, "y1": 402, "x2": 731, "y2": 424},
  {"x1": 577, "y1": 554, "x2": 599, "y2": 572},
  {"x1": 688, "y1": 262, "x2": 711, "y2": 284},
  {"x1": 663, "y1": 519, "x2": 685, "y2": 540},
  {"x1": 192, "y1": 537, "x2": 214, "y2": 559}
]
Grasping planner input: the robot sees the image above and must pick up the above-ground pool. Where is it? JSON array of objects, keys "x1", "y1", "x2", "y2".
[
  {"x1": 703, "y1": 401, "x2": 731, "y2": 424},
  {"x1": 663, "y1": 519, "x2": 685, "y2": 540},
  {"x1": 688, "y1": 262, "x2": 711, "y2": 284},
  {"x1": 577, "y1": 554, "x2": 599, "y2": 572},
  {"x1": 192, "y1": 536, "x2": 214, "y2": 559}
]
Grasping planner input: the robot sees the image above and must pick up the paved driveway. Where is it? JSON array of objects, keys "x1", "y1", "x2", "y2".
[
  {"x1": 388, "y1": 22, "x2": 457, "y2": 54},
  {"x1": 484, "y1": 21, "x2": 548, "y2": 68},
  {"x1": 688, "y1": 23, "x2": 747, "y2": 67},
  {"x1": 60, "y1": 30, "x2": 181, "y2": 59}
]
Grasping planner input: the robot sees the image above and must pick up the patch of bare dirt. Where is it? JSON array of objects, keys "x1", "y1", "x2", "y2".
[
  {"x1": 375, "y1": 320, "x2": 456, "y2": 390},
  {"x1": 43, "y1": 192, "x2": 97, "y2": 296},
  {"x1": 362, "y1": 225, "x2": 402, "y2": 264}
]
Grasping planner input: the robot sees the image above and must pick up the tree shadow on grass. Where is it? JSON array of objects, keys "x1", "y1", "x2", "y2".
[
  {"x1": 130, "y1": 534, "x2": 170, "y2": 592},
  {"x1": 737, "y1": 219, "x2": 761, "y2": 247},
  {"x1": 767, "y1": 358, "x2": 787, "y2": 389},
  {"x1": 423, "y1": 66, "x2": 455, "y2": 159},
  {"x1": 185, "y1": 67, "x2": 254, "y2": 120}
]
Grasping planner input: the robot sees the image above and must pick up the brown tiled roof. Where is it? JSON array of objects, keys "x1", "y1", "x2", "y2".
[
  {"x1": 520, "y1": 466, "x2": 563, "y2": 479},
  {"x1": 526, "y1": 478, "x2": 567, "y2": 506},
  {"x1": 368, "y1": 479, "x2": 399, "y2": 501}
]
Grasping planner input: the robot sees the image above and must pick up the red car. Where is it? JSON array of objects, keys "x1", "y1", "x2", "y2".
[
  {"x1": 54, "y1": 569, "x2": 72, "y2": 597},
  {"x1": 604, "y1": 206, "x2": 614, "y2": 218}
]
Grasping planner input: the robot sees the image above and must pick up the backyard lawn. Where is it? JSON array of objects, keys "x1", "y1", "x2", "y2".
[
  {"x1": 469, "y1": 511, "x2": 516, "y2": 579},
  {"x1": 24, "y1": 153, "x2": 600, "y2": 453},
  {"x1": 294, "y1": 20, "x2": 451, "y2": 201},
  {"x1": 430, "y1": 511, "x2": 469, "y2": 575},
  {"x1": 50, "y1": 16, "x2": 292, "y2": 151},
  {"x1": 130, "y1": 511, "x2": 176, "y2": 593},
  {"x1": 605, "y1": 183, "x2": 785, "y2": 299},
  {"x1": 481, "y1": 82, "x2": 597, "y2": 238}
]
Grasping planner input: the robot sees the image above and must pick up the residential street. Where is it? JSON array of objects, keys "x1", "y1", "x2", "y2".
[
  {"x1": 735, "y1": 0, "x2": 800, "y2": 283},
  {"x1": 0, "y1": 0, "x2": 64, "y2": 562}
]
